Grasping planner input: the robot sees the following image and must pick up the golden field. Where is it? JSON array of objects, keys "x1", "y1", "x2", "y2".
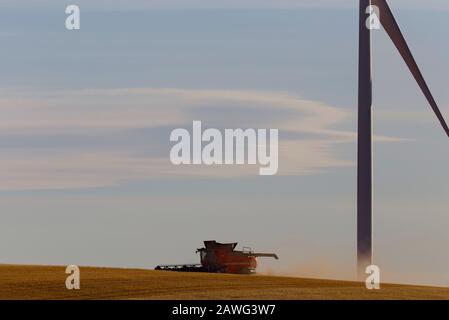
[{"x1": 1, "y1": 264, "x2": 448, "y2": 300}]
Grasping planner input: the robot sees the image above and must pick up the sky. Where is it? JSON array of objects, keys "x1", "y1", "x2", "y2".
[{"x1": 0, "y1": 1, "x2": 448, "y2": 286}]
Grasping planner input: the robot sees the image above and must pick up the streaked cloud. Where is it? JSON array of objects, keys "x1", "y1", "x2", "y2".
[{"x1": 0, "y1": 87, "x2": 403, "y2": 191}]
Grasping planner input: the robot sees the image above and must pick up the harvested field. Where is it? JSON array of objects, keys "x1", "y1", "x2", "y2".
[{"x1": 1, "y1": 265, "x2": 448, "y2": 300}]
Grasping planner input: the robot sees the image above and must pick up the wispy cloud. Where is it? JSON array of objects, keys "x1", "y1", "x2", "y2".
[{"x1": 0, "y1": 87, "x2": 402, "y2": 191}]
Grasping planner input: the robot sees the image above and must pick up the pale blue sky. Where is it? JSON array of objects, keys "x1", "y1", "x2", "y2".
[{"x1": 0, "y1": 1, "x2": 448, "y2": 286}]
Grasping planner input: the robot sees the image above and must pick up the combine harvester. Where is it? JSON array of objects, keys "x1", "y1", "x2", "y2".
[{"x1": 155, "y1": 240, "x2": 279, "y2": 274}]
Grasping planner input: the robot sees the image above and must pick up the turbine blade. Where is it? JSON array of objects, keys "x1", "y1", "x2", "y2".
[{"x1": 372, "y1": 0, "x2": 449, "y2": 137}]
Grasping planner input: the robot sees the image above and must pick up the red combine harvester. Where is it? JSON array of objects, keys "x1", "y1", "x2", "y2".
[{"x1": 155, "y1": 240, "x2": 279, "y2": 274}]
